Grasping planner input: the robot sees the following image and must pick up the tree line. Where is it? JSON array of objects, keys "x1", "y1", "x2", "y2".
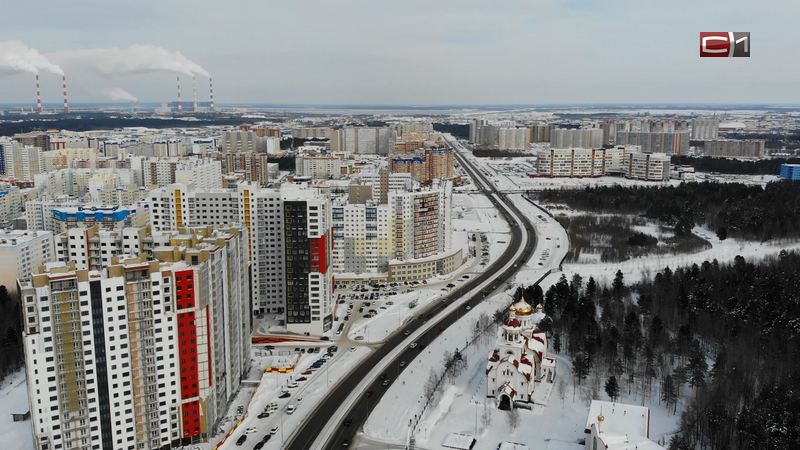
[
  {"x1": 536, "y1": 181, "x2": 800, "y2": 241},
  {"x1": 513, "y1": 250, "x2": 800, "y2": 449},
  {"x1": 671, "y1": 155, "x2": 800, "y2": 175}
]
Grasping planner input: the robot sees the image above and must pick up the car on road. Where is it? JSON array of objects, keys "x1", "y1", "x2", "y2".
[
  {"x1": 409, "y1": 342, "x2": 418, "y2": 349},
  {"x1": 342, "y1": 440, "x2": 351, "y2": 447},
  {"x1": 287, "y1": 382, "x2": 299, "y2": 389},
  {"x1": 382, "y1": 379, "x2": 390, "y2": 387},
  {"x1": 235, "y1": 435, "x2": 247, "y2": 446},
  {"x1": 270, "y1": 426, "x2": 279, "y2": 435},
  {"x1": 278, "y1": 391, "x2": 290, "y2": 399},
  {"x1": 400, "y1": 361, "x2": 406, "y2": 367},
  {"x1": 257, "y1": 411, "x2": 270, "y2": 419},
  {"x1": 365, "y1": 390, "x2": 374, "y2": 397},
  {"x1": 350, "y1": 347, "x2": 356, "y2": 352},
  {"x1": 296, "y1": 376, "x2": 307, "y2": 381},
  {"x1": 354, "y1": 335, "x2": 364, "y2": 341},
  {"x1": 302, "y1": 370, "x2": 312, "y2": 375},
  {"x1": 287, "y1": 404, "x2": 296, "y2": 414},
  {"x1": 245, "y1": 427, "x2": 258, "y2": 434},
  {"x1": 343, "y1": 418, "x2": 353, "y2": 427},
  {"x1": 403, "y1": 330, "x2": 410, "y2": 336}
]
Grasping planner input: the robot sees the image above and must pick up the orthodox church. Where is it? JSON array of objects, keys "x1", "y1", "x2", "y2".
[{"x1": 486, "y1": 295, "x2": 556, "y2": 409}]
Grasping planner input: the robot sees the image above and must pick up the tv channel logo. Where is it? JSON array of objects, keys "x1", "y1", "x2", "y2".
[{"x1": 700, "y1": 32, "x2": 750, "y2": 57}]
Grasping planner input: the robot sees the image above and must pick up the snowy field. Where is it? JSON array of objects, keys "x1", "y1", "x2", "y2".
[
  {"x1": 0, "y1": 370, "x2": 34, "y2": 450},
  {"x1": 561, "y1": 224, "x2": 800, "y2": 285}
]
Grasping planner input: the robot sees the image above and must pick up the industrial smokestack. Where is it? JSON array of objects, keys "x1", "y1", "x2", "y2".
[
  {"x1": 62, "y1": 75, "x2": 69, "y2": 113},
  {"x1": 35, "y1": 73, "x2": 42, "y2": 113},
  {"x1": 176, "y1": 75, "x2": 182, "y2": 112},
  {"x1": 192, "y1": 75, "x2": 198, "y2": 112},
  {"x1": 209, "y1": 77, "x2": 214, "y2": 111}
]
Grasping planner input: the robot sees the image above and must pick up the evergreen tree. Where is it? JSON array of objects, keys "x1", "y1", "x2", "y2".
[
  {"x1": 605, "y1": 375, "x2": 620, "y2": 401},
  {"x1": 661, "y1": 373, "x2": 678, "y2": 414},
  {"x1": 687, "y1": 339, "x2": 707, "y2": 388}
]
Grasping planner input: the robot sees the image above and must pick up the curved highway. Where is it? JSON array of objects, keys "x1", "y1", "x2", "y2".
[{"x1": 285, "y1": 137, "x2": 537, "y2": 450}]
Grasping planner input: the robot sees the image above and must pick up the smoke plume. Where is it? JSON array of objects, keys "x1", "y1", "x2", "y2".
[
  {"x1": 0, "y1": 40, "x2": 64, "y2": 76},
  {"x1": 52, "y1": 44, "x2": 209, "y2": 78},
  {"x1": 97, "y1": 87, "x2": 138, "y2": 102}
]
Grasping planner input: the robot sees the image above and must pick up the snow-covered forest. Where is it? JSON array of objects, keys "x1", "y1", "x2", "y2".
[{"x1": 524, "y1": 250, "x2": 800, "y2": 449}]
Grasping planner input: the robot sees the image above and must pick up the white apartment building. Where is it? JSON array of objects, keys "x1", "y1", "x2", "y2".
[
  {"x1": 20, "y1": 226, "x2": 249, "y2": 450},
  {"x1": 0, "y1": 183, "x2": 23, "y2": 229},
  {"x1": 141, "y1": 157, "x2": 222, "y2": 190},
  {"x1": 331, "y1": 180, "x2": 453, "y2": 274},
  {"x1": 25, "y1": 197, "x2": 80, "y2": 232},
  {"x1": 34, "y1": 168, "x2": 136, "y2": 200},
  {"x1": 623, "y1": 152, "x2": 670, "y2": 181},
  {"x1": 295, "y1": 154, "x2": 343, "y2": 179},
  {"x1": 497, "y1": 127, "x2": 531, "y2": 150},
  {"x1": 2, "y1": 140, "x2": 43, "y2": 180},
  {"x1": 691, "y1": 118, "x2": 720, "y2": 140},
  {"x1": 537, "y1": 148, "x2": 606, "y2": 177},
  {"x1": 549, "y1": 128, "x2": 603, "y2": 149},
  {"x1": 54, "y1": 225, "x2": 156, "y2": 272},
  {"x1": 333, "y1": 127, "x2": 395, "y2": 155},
  {"x1": 0, "y1": 230, "x2": 54, "y2": 293}
]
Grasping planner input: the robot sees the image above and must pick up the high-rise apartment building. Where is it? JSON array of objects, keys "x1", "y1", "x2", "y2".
[
  {"x1": 331, "y1": 180, "x2": 453, "y2": 274},
  {"x1": 497, "y1": 128, "x2": 531, "y2": 150},
  {"x1": 20, "y1": 226, "x2": 249, "y2": 450},
  {"x1": 623, "y1": 152, "x2": 670, "y2": 181},
  {"x1": 701, "y1": 139, "x2": 765, "y2": 158},
  {"x1": 149, "y1": 183, "x2": 333, "y2": 332},
  {"x1": 537, "y1": 148, "x2": 606, "y2": 177},
  {"x1": 615, "y1": 131, "x2": 690, "y2": 155},
  {"x1": 691, "y1": 118, "x2": 720, "y2": 140},
  {"x1": 333, "y1": 127, "x2": 395, "y2": 155},
  {"x1": 549, "y1": 128, "x2": 604, "y2": 149},
  {"x1": 0, "y1": 230, "x2": 54, "y2": 293},
  {"x1": 141, "y1": 158, "x2": 222, "y2": 190},
  {"x1": 3, "y1": 140, "x2": 43, "y2": 180},
  {"x1": 224, "y1": 152, "x2": 270, "y2": 186}
]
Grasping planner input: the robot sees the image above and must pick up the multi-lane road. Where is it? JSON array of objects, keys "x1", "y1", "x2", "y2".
[{"x1": 283, "y1": 137, "x2": 539, "y2": 449}]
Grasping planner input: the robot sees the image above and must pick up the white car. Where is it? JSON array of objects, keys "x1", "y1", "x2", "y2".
[
  {"x1": 287, "y1": 382, "x2": 299, "y2": 389},
  {"x1": 245, "y1": 427, "x2": 258, "y2": 434},
  {"x1": 286, "y1": 404, "x2": 296, "y2": 414},
  {"x1": 270, "y1": 426, "x2": 279, "y2": 435}
]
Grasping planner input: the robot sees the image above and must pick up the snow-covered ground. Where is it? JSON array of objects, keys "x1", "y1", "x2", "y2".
[
  {"x1": 560, "y1": 225, "x2": 800, "y2": 285},
  {"x1": 0, "y1": 370, "x2": 34, "y2": 450}
]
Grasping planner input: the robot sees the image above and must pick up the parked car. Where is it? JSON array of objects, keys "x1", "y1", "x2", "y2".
[
  {"x1": 278, "y1": 391, "x2": 290, "y2": 399},
  {"x1": 245, "y1": 427, "x2": 258, "y2": 434}
]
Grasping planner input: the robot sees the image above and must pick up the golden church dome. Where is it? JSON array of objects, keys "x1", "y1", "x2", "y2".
[{"x1": 511, "y1": 295, "x2": 533, "y2": 316}]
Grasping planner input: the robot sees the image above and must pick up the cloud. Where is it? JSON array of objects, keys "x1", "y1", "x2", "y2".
[
  {"x1": 97, "y1": 87, "x2": 138, "y2": 102},
  {"x1": 51, "y1": 44, "x2": 209, "y2": 78},
  {"x1": 0, "y1": 40, "x2": 64, "y2": 76}
]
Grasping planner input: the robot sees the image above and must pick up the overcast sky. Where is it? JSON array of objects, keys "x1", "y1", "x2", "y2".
[{"x1": 0, "y1": 0, "x2": 797, "y2": 105}]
